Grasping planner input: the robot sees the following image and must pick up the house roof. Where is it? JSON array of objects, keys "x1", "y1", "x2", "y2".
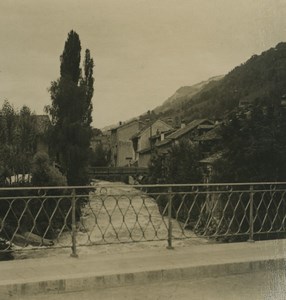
[
  {"x1": 155, "y1": 138, "x2": 172, "y2": 148},
  {"x1": 197, "y1": 124, "x2": 215, "y2": 130},
  {"x1": 111, "y1": 119, "x2": 144, "y2": 132},
  {"x1": 131, "y1": 123, "x2": 150, "y2": 139},
  {"x1": 131, "y1": 119, "x2": 172, "y2": 140},
  {"x1": 166, "y1": 119, "x2": 213, "y2": 140},
  {"x1": 138, "y1": 147, "x2": 152, "y2": 154},
  {"x1": 194, "y1": 126, "x2": 222, "y2": 142},
  {"x1": 149, "y1": 128, "x2": 176, "y2": 140},
  {"x1": 199, "y1": 152, "x2": 223, "y2": 165}
]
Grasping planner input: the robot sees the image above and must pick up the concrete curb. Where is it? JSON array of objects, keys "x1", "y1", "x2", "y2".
[{"x1": 1, "y1": 257, "x2": 285, "y2": 299}]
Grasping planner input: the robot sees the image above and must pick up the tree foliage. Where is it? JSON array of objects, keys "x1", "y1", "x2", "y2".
[
  {"x1": 212, "y1": 103, "x2": 286, "y2": 182},
  {"x1": 89, "y1": 144, "x2": 110, "y2": 167},
  {"x1": 60, "y1": 31, "x2": 81, "y2": 83},
  {"x1": 46, "y1": 30, "x2": 94, "y2": 186},
  {"x1": 31, "y1": 152, "x2": 67, "y2": 186},
  {"x1": 0, "y1": 101, "x2": 37, "y2": 184},
  {"x1": 149, "y1": 140, "x2": 203, "y2": 184},
  {"x1": 80, "y1": 49, "x2": 94, "y2": 126}
]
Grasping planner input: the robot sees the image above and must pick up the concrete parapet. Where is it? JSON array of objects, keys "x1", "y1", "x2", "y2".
[{"x1": 0, "y1": 240, "x2": 285, "y2": 299}]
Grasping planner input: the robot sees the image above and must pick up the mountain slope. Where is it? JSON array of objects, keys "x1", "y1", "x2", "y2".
[
  {"x1": 102, "y1": 42, "x2": 286, "y2": 130},
  {"x1": 153, "y1": 75, "x2": 224, "y2": 115},
  {"x1": 154, "y1": 42, "x2": 286, "y2": 123}
]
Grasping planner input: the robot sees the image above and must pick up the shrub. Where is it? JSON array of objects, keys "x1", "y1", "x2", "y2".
[{"x1": 31, "y1": 152, "x2": 67, "y2": 186}]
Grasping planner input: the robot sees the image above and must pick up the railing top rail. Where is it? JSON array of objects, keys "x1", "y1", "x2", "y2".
[{"x1": 0, "y1": 181, "x2": 286, "y2": 191}]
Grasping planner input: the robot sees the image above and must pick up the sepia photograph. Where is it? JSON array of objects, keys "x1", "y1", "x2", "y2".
[{"x1": 1, "y1": 1, "x2": 286, "y2": 299}]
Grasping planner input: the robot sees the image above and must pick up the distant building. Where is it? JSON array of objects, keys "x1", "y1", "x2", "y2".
[
  {"x1": 155, "y1": 119, "x2": 214, "y2": 154},
  {"x1": 131, "y1": 119, "x2": 173, "y2": 167},
  {"x1": 110, "y1": 120, "x2": 145, "y2": 167},
  {"x1": 194, "y1": 125, "x2": 222, "y2": 157},
  {"x1": 167, "y1": 119, "x2": 214, "y2": 142}
]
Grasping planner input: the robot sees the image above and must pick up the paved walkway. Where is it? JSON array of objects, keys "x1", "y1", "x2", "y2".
[
  {"x1": 25, "y1": 270, "x2": 286, "y2": 300},
  {"x1": 1, "y1": 239, "x2": 286, "y2": 299}
]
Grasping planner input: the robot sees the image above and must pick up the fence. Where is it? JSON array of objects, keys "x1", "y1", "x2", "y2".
[{"x1": 1, "y1": 182, "x2": 286, "y2": 258}]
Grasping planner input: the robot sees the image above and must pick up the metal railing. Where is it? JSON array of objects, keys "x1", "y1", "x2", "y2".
[{"x1": 1, "y1": 182, "x2": 286, "y2": 258}]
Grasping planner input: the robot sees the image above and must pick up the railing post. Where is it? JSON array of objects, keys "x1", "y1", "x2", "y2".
[
  {"x1": 167, "y1": 186, "x2": 174, "y2": 250},
  {"x1": 70, "y1": 188, "x2": 79, "y2": 257},
  {"x1": 248, "y1": 185, "x2": 255, "y2": 243}
]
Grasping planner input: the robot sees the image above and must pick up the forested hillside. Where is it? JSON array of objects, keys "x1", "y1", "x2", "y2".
[
  {"x1": 154, "y1": 42, "x2": 286, "y2": 123},
  {"x1": 153, "y1": 75, "x2": 224, "y2": 115}
]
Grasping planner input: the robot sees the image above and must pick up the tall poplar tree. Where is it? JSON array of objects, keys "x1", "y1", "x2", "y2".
[
  {"x1": 80, "y1": 49, "x2": 94, "y2": 126},
  {"x1": 46, "y1": 30, "x2": 94, "y2": 185}
]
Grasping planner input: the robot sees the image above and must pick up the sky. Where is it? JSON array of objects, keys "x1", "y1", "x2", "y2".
[{"x1": 1, "y1": 0, "x2": 286, "y2": 129}]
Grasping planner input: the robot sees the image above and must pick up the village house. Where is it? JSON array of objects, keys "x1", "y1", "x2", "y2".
[
  {"x1": 131, "y1": 119, "x2": 173, "y2": 167},
  {"x1": 155, "y1": 119, "x2": 215, "y2": 155},
  {"x1": 194, "y1": 124, "x2": 222, "y2": 157},
  {"x1": 108, "y1": 118, "x2": 217, "y2": 168},
  {"x1": 110, "y1": 119, "x2": 145, "y2": 167}
]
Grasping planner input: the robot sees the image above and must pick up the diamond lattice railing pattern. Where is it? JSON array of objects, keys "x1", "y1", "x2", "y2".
[{"x1": 1, "y1": 182, "x2": 286, "y2": 257}]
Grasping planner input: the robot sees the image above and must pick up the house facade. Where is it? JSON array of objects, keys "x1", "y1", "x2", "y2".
[
  {"x1": 131, "y1": 120, "x2": 173, "y2": 167},
  {"x1": 166, "y1": 119, "x2": 214, "y2": 144},
  {"x1": 110, "y1": 120, "x2": 145, "y2": 167},
  {"x1": 155, "y1": 119, "x2": 214, "y2": 154}
]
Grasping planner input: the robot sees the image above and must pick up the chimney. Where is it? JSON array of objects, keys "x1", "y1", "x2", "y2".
[
  {"x1": 119, "y1": 121, "x2": 122, "y2": 126},
  {"x1": 175, "y1": 116, "x2": 181, "y2": 128}
]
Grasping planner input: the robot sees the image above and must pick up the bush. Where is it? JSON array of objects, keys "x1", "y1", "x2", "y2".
[
  {"x1": 148, "y1": 140, "x2": 203, "y2": 184},
  {"x1": 31, "y1": 152, "x2": 67, "y2": 186}
]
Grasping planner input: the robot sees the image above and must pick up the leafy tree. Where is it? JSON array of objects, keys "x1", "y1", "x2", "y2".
[
  {"x1": 212, "y1": 103, "x2": 286, "y2": 182},
  {"x1": 148, "y1": 149, "x2": 166, "y2": 183},
  {"x1": 148, "y1": 140, "x2": 203, "y2": 184},
  {"x1": 203, "y1": 103, "x2": 286, "y2": 241},
  {"x1": 46, "y1": 30, "x2": 94, "y2": 186},
  {"x1": 31, "y1": 152, "x2": 67, "y2": 186},
  {"x1": 89, "y1": 144, "x2": 110, "y2": 167},
  {"x1": 166, "y1": 140, "x2": 203, "y2": 184},
  {"x1": 60, "y1": 31, "x2": 81, "y2": 83},
  {"x1": 92, "y1": 128, "x2": 102, "y2": 136},
  {"x1": 0, "y1": 101, "x2": 37, "y2": 183},
  {"x1": 80, "y1": 49, "x2": 94, "y2": 126}
]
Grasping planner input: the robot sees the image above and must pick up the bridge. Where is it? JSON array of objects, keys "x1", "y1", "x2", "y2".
[
  {"x1": 88, "y1": 166, "x2": 149, "y2": 180},
  {"x1": 1, "y1": 181, "x2": 286, "y2": 298},
  {"x1": 1, "y1": 239, "x2": 285, "y2": 299},
  {"x1": 1, "y1": 181, "x2": 286, "y2": 258}
]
